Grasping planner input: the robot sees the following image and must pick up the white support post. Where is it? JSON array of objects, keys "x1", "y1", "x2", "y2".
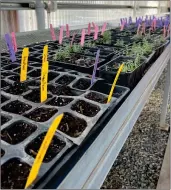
[
  {"x1": 159, "y1": 61, "x2": 170, "y2": 131},
  {"x1": 35, "y1": 0, "x2": 45, "y2": 30}
]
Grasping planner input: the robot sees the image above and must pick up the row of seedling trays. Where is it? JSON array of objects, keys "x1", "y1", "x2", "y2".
[{"x1": 1, "y1": 19, "x2": 170, "y2": 189}]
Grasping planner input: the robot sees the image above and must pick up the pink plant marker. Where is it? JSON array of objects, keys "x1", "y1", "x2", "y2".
[
  {"x1": 120, "y1": 21, "x2": 125, "y2": 31},
  {"x1": 92, "y1": 22, "x2": 96, "y2": 29},
  {"x1": 50, "y1": 24, "x2": 56, "y2": 41},
  {"x1": 101, "y1": 22, "x2": 107, "y2": 35},
  {"x1": 80, "y1": 29, "x2": 85, "y2": 46},
  {"x1": 11, "y1": 32, "x2": 17, "y2": 52},
  {"x1": 66, "y1": 24, "x2": 70, "y2": 38},
  {"x1": 167, "y1": 24, "x2": 170, "y2": 37},
  {"x1": 59, "y1": 26, "x2": 64, "y2": 44},
  {"x1": 163, "y1": 25, "x2": 166, "y2": 38},
  {"x1": 88, "y1": 23, "x2": 91, "y2": 35},
  {"x1": 70, "y1": 32, "x2": 76, "y2": 47},
  {"x1": 94, "y1": 25, "x2": 99, "y2": 40},
  {"x1": 137, "y1": 24, "x2": 141, "y2": 35},
  {"x1": 153, "y1": 18, "x2": 157, "y2": 31}
]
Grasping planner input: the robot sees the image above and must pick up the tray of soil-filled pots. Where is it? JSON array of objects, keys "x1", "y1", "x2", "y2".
[
  {"x1": 79, "y1": 47, "x2": 118, "y2": 60},
  {"x1": 1, "y1": 109, "x2": 73, "y2": 189},
  {"x1": 49, "y1": 53, "x2": 106, "y2": 74},
  {"x1": 99, "y1": 55, "x2": 148, "y2": 89},
  {"x1": 35, "y1": 80, "x2": 130, "y2": 189}
]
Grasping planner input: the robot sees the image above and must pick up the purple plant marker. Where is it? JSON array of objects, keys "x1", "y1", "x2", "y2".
[
  {"x1": 4, "y1": 33, "x2": 16, "y2": 62},
  {"x1": 91, "y1": 49, "x2": 100, "y2": 86}
]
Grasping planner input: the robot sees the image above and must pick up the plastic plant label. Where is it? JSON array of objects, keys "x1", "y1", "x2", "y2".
[
  {"x1": 94, "y1": 25, "x2": 98, "y2": 40},
  {"x1": 120, "y1": 21, "x2": 125, "y2": 31},
  {"x1": 101, "y1": 22, "x2": 107, "y2": 35},
  {"x1": 88, "y1": 23, "x2": 91, "y2": 35},
  {"x1": 20, "y1": 48, "x2": 29, "y2": 82},
  {"x1": 137, "y1": 24, "x2": 141, "y2": 35},
  {"x1": 107, "y1": 64, "x2": 124, "y2": 103},
  {"x1": 11, "y1": 32, "x2": 17, "y2": 52},
  {"x1": 42, "y1": 45, "x2": 48, "y2": 63},
  {"x1": 66, "y1": 24, "x2": 70, "y2": 38},
  {"x1": 24, "y1": 113, "x2": 64, "y2": 189},
  {"x1": 80, "y1": 29, "x2": 85, "y2": 46},
  {"x1": 92, "y1": 22, "x2": 96, "y2": 29},
  {"x1": 59, "y1": 26, "x2": 64, "y2": 44},
  {"x1": 91, "y1": 49, "x2": 100, "y2": 86},
  {"x1": 40, "y1": 61, "x2": 49, "y2": 103},
  {"x1": 50, "y1": 24, "x2": 56, "y2": 41},
  {"x1": 70, "y1": 32, "x2": 76, "y2": 47},
  {"x1": 167, "y1": 24, "x2": 170, "y2": 37},
  {"x1": 4, "y1": 33, "x2": 16, "y2": 62}
]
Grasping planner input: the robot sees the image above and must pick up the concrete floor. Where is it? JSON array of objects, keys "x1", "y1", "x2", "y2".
[{"x1": 157, "y1": 138, "x2": 170, "y2": 190}]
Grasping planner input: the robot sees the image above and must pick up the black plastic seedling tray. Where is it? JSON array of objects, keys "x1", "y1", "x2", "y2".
[
  {"x1": 1, "y1": 55, "x2": 130, "y2": 189},
  {"x1": 98, "y1": 55, "x2": 149, "y2": 89},
  {"x1": 34, "y1": 80, "x2": 130, "y2": 189}
]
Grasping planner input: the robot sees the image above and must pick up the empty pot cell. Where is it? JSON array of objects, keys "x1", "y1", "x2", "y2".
[
  {"x1": 28, "y1": 69, "x2": 41, "y2": 78},
  {"x1": 2, "y1": 100, "x2": 32, "y2": 115},
  {"x1": 25, "y1": 132, "x2": 66, "y2": 163},
  {"x1": 23, "y1": 89, "x2": 52, "y2": 103},
  {"x1": 13, "y1": 66, "x2": 33, "y2": 74},
  {"x1": 48, "y1": 85, "x2": 83, "y2": 96},
  {"x1": 8, "y1": 75, "x2": 21, "y2": 82},
  {"x1": 1, "y1": 80, "x2": 10, "y2": 89},
  {"x1": 1, "y1": 115, "x2": 11, "y2": 126},
  {"x1": 1, "y1": 95, "x2": 10, "y2": 104},
  {"x1": 46, "y1": 97, "x2": 73, "y2": 107},
  {"x1": 48, "y1": 72, "x2": 60, "y2": 82},
  {"x1": 26, "y1": 80, "x2": 40, "y2": 87},
  {"x1": 24, "y1": 107, "x2": 58, "y2": 122},
  {"x1": 1, "y1": 72, "x2": 13, "y2": 77},
  {"x1": 1, "y1": 158, "x2": 31, "y2": 189},
  {"x1": 1, "y1": 149, "x2": 5, "y2": 157},
  {"x1": 73, "y1": 78, "x2": 91, "y2": 90},
  {"x1": 85, "y1": 92, "x2": 107, "y2": 104},
  {"x1": 71, "y1": 100, "x2": 100, "y2": 117},
  {"x1": 30, "y1": 63, "x2": 42, "y2": 67},
  {"x1": 4, "y1": 82, "x2": 30, "y2": 95},
  {"x1": 2, "y1": 64, "x2": 19, "y2": 70},
  {"x1": 55, "y1": 75, "x2": 76, "y2": 85},
  {"x1": 69, "y1": 71, "x2": 79, "y2": 75},
  {"x1": 58, "y1": 113, "x2": 87, "y2": 137},
  {"x1": 1, "y1": 121, "x2": 37, "y2": 145}
]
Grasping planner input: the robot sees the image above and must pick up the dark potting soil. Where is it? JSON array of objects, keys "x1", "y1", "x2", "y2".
[
  {"x1": 85, "y1": 92, "x2": 107, "y2": 104},
  {"x1": 4, "y1": 82, "x2": 30, "y2": 95},
  {"x1": 23, "y1": 89, "x2": 52, "y2": 103},
  {"x1": 24, "y1": 107, "x2": 58, "y2": 122},
  {"x1": 1, "y1": 149, "x2": 5, "y2": 157},
  {"x1": 1, "y1": 121, "x2": 37, "y2": 145},
  {"x1": 28, "y1": 69, "x2": 41, "y2": 78},
  {"x1": 72, "y1": 78, "x2": 91, "y2": 90},
  {"x1": 26, "y1": 80, "x2": 40, "y2": 87},
  {"x1": 71, "y1": 100, "x2": 100, "y2": 117},
  {"x1": 1, "y1": 72, "x2": 13, "y2": 77},
  {"x1": 1, "y1": 158, "x2": 31, "y2": 189},
  {"x1": 55, "y1": 75, "x2": 76, "y2": 85},
  {"x1": 48, "y1": 72, "x2": 60, "y2": 82},
  {"x1": 8, "y1": 75, "x2": 21, "y2": 82},
  {"x1": 2, "y1": 64, "x2": 19, "y2": 70},
  {"x1": 2, "y1": 100, "x2": 32, "y2": 115},
  {"x1": 48, "y1": 85, "x2": 83, "y2": 96},
  {"x1": 13, "y1": 66, "x2": 34, "y2": 74},
  {"x1": 25, "y1": 132, "x2": 66, "y2": 163},
  {"x1": 46, "y1": 97, "x2": 73, "y2": 107},
  {"x1": 1, "y1": 80, "x2": 10, "y2": 89},
  {"x1": 58, "y1": 113, "x2": 87, "y2": 137},
  {"x1": 1, "y1": 95, "x2": 10, "y2": 104},
  {"x1": 1, "y1": 115, "x2": 11, "y2": 126}
]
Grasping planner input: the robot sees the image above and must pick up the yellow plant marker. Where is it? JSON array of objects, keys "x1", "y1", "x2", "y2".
[
  {"x1": 42, "y1": 45, "x2": 48, "y2": 63},
  {"x1": 40, "y1": 61, "x2": 49, "y2": 102},
  {"x1": 25, "y1": 113, "x2": 64, "y2": 189},
  {"x1": 20, "y1": 48, "x2": 29, "y2": 82},
  {"x1": 107, "y1": 64, "x2": 124, "y2": 103}
]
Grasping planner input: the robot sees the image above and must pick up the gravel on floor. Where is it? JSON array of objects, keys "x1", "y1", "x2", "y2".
[{"x1": 102, "y1": 69, "x2": 170, "y2": 189}]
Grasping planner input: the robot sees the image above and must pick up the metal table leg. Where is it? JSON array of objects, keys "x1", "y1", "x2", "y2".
[{"x1": 159, "y1": 61, "x2": 170, "y2": 130}]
